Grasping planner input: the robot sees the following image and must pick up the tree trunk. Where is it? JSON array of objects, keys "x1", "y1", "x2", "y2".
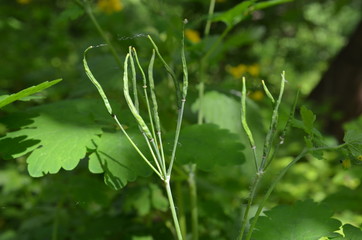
[{"x1": 309, "y1": 20, "x2": 362, "y2": 140}]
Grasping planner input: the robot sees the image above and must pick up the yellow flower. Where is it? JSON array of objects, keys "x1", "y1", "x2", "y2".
[
  {"x1": 247, "y1": 64, "x2": 260, "y2": 76},
  {"x1": 341, "y1": 159, "x2": 351, "y2": 169},
  {"x1": 17, "y1": 0, "x2": 31, "y2": 4},
  {"x1": 249, "y1": 90, "x2": 264, "y2": 101},
  {"x1": 97, "y1": 0, "x2": 123, "y2": 14},
  {"x1": 185, "y1": 29, "x2": 201, "y2": 43},
  {"x1": 226, "y1": 64, "x2": 247, "y2": 79},
  {"x1": 358, "y1": 155, "x2": 362, "y2": 161}
]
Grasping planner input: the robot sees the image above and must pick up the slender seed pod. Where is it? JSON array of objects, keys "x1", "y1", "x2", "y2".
[
  {"x1": 83, "y1": 46, "x2": 113, "y2": 115},
  {"x1": 123, "y1": 54, "x2": 153, "y2": 140}
]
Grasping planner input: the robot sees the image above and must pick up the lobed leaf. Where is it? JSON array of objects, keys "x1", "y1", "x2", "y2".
[
  {"x1": 1, "y1": 100, "x2": 104, "y2": 177},
  {"x1": 252, "y1": 200, "x2": 341, "y2": 240},
  {"x1": 344, "y1": 129, "x2": 362, "y2": 157},
  {"x1": 89, "y1": 131, "x2": 152, "y2": 190}
]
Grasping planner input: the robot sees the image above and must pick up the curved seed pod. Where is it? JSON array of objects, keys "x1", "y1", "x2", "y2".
[
  {"x1": 83, "y1": 46, "x2": 113, "y2": 115},
  {"x1": 262, "y1": 80, "x2": 275, "y2": 104}
]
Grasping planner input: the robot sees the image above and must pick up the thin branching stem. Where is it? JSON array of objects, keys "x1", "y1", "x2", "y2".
[
  {"x1": 244, "y1": 144, "x2": 346, "y2": 240},
  {"x1": 241, "y1": 77, "x2": 258, "y2": 171},
  {"x1": 259, "y1": 72, "x2": 286, "y2": 171},
  {"x1": 265, "y1": 89, "x2": 300, "y2": 170},
  {"x1": 112, "y1": 115, "x2": 164, "y2": 180},
  {"x1": 167, "y1": 100, "x2": 186, "y2": 177}
]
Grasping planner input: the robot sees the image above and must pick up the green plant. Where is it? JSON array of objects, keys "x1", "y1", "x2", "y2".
[{"x1": 2, "y1": 1, "x2": 362, "y2": 240}]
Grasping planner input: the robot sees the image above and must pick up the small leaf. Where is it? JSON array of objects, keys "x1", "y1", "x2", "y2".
[
  {"x1": 168, "y1": 124, "x2": 245, "y2": 171},
  {"x1": 253, "y1": 200, "x2": 341, "y2": 240},
  {"x1": 212, "y1": 1, "x2": 253, "y2": 27},
  {"x1": 344, "y1": 130, "x2": 362, "y2": 157},
  {"x1": 0, "y1": 79, "x2": 61, "y2": 109},
  {"x1": 300, "y1": 105, "x2": 316, "y2": 135},
  {"x1": 89, "y1": 131, "x2": 152, "y2": 190}
]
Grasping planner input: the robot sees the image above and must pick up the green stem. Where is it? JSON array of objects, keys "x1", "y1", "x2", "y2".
[
  {"x1": 259, "y1": 72, "x2": 286, "y2": 171},
  {"x1": 245, "y1": 144, "x2": 346, "y2": 240},
  {"x1": 82, "y1": 0, "x2": 123, "y2": 68},
  {"x1": 52, "y1": 200, "x2": 62, "y2": 240},
  {"x1": 188, "y1": 164, "x2": 199, "y2": 240},
  {"x1": 175, "y1": 180, "x2": 187, "y2": 239},
  {"x1": 204, "y1": 0, "x2": 216, "y2": 36},
  {"x1": 237, "y1": 172, "x2": 262, "y2": 240},
  {"x1": 167, "y1": 100, "x2": 186, "y2": 177},
  {"x1": 165, "y1": 177, "x2": 184, "y2": 240}
]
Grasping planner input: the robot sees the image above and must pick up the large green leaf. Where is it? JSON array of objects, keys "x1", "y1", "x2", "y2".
[
  {"x1": 252, "y1": 200, "x2": 341, "y2": 240},
  {"x1": 191, "y1": 91, "x2": 263, "y2": 175},
  {"x1": 344, "y1": 130, "x2": 362, "y2": 157},
  {"x1": 0, "y1": 79, "x2": 62, "y2": 108},
  {"x1": 191, "y1": 90, "x2": 262, "y2": 135},
  {"x1": 89, "y1": 131, "x2": 152, "y2": 190},
  {"x1": 169, "y1": 124, "x2": 245, "y2": 171},
  {"x1": 2, "y1": 100, "x2": 103, "y2": 177}
]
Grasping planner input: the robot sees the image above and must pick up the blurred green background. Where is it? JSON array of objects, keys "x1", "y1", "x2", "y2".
[{"x1": 1, "y1": 0, "x2": 362, "y2": 239}]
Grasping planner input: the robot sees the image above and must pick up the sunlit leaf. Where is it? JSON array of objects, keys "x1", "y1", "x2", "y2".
[
  {"x1": 253, "y1": 200, "x2": 341, "y2": 240},
  {"x1": 0, "y1": 79, "x2": 61, "y2": 109},
  {"x1": 2, "y1": 100, "x2": 103, "y2": 177},
  {"x1": 344, "y1": 129, "x2": 362, "y2": 157}
]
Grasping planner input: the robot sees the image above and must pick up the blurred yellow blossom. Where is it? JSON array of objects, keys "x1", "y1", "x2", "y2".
[
  {"x1": 341, "y1": 159, "x2": 351, "y2": 169},
  {"x1": 185, "y1": 29, "x2": 201, "y2": 43},
  {"x1": 17, "y1": 0, "x2": 31, "y2": 4},
  {"x1": 226, "y1": 64, "x2": 247, "y2": 78},
  {"x1": 226, "y1": 63, "x2": 261, "y2": 78},
  {"x1": 97, "y1": 0, "x2": 123, "y2": 14},
  {"x1": 249, "y1": 90, "x2": 264, "y2": 101},
  {"x1": 247, "y1": 64, "x2": 260, "y2": 76}
]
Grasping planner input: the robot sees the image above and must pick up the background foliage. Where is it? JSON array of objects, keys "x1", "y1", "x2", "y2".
[{"x1": 1, "y1": 0, "x2": 362, "y2": 239}]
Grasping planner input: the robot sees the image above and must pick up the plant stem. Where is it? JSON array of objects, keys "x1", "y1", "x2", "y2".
[
  {"x1": 237, "y1": 172, "x2": 262, "y2": 240},
  {"x1": 165, "y1": 177, "x2": 184, "y2": 240},
  {"x1": 82, "y1": 0, "x2": 123, "y2": 69},
  {"x1": 188, "y1": 164, "x2": 199, "y2": 240},
  {"x1": 167, "y1": 100, "x2": 186, "y2": 177},
  {"x1": 175, "y1": 180, "x2": 187, "y2": 238},
  {"x1": 244, "y1": 144, "x2": 346, "y2": 240}
]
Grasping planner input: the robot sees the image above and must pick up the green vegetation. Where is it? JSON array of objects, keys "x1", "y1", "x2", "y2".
[{"x1": 1, "y1": 0, "x2": 362, "y2": 239}]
